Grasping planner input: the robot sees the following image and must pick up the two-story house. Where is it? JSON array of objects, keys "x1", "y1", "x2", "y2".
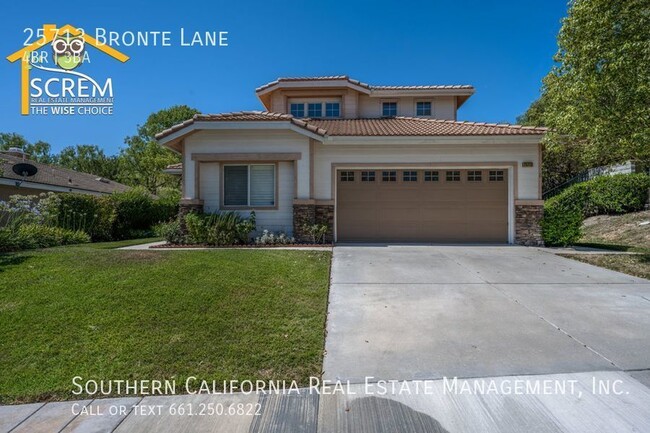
[{"x1": 156, "y1": 76, "x2": 546, "y2": 245}]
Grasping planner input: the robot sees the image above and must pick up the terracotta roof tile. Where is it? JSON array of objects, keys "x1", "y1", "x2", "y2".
[
  {"x1": 157, "y1": 112, "x2": 547, "y2": 141},
  {"x1": 308, "y1": 117, "x2": 547, "y2": 136},
  {"x1": 155, "y1": 111, "x2": 327, "y2": 140},
  {"x1": 0, "y1": 153, "x2": 130, "y2": 194}
]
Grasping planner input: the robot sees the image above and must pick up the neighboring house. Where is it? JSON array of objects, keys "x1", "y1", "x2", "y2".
[
  {"x1": 157, "y1": 76, "x2": 546, "y2": 245},
  {"x1": 0, "y1": 150, "x2": 129, "y2": 200}
]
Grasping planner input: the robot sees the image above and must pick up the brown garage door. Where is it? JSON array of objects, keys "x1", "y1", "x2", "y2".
[{"x1": 336, "y1": 169, "x2": 508, "y2": 243}]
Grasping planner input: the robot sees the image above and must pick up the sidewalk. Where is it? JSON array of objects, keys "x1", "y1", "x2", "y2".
[{"x1": 2, "y1": 370, "x2": 650, "y2": 432}]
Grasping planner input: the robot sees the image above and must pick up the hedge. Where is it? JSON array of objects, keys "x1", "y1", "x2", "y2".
[{"x1": 542, "y1": 173, "x2": 650, "y2": 246}]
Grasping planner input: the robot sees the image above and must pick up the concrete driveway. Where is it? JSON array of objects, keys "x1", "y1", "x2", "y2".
[{"x1": 323, "y1": 245, "x2": 650, "y2": 382}]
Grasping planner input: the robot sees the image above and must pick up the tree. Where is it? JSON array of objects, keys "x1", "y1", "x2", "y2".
[
  {"x1": 520, "y1": 0, "x2": 650, "y2": 191},
  {"x1": 0, "y1": 133, "x2": 53, "y2": 163},
  {"x1": 120, "y1": 105, "x2": 199, "y2": 194},
  {"x1": 55, "y1": 145, "x2": 121, "y2": 180}
]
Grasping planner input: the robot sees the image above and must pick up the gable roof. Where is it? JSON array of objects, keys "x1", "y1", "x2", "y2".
[
  {"x1": 155, "y1": 111, "x2": 328, "y2": 142},
  {"x1": 0, "y1": 152, "x2": 130, "y2": 195},
  {"x1": 156, "y1": 111, "x2": 547, "y2": 149},
  {"x1": 255, "y1": 75, "x2": 475, "y2": 110}
]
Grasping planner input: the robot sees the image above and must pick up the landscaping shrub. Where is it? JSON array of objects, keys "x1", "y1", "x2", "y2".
[
  {"x1": 0, "y1": 225, "x2": 90, "y2": 252},
  {"x1": 153, "y1": 220, "x2": 184, "y2": 245},
  {"x1": 255, "y1": 230, "x2": 295, "y2": 245},
  {"x1": 51, "y1": 193, "x2": 115, "y2": 241},
  {"x1": 109, "y1": 187, "x2": 176, "y2": 239},
  {"x1": 542, "y1": 173, "x2": 650, "y2": 246},
  {"x1": 301, "y1": 223, "x2": 329, "y2": 244},
  {"x1": 185, "y1": 211, "x2": 256, "y2": 246}
]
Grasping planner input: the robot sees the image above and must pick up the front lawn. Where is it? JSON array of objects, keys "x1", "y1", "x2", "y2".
[{"x1": 0, "y1": 241, "x2": 331, "y2": 404}]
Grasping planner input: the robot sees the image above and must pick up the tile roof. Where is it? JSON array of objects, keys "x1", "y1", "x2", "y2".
[
  {"x1": 165, "y1": 162, "x2": 183, "y2": 170},
  {"x1": 0, "y1": 152, "x2": 130, "y2": 194},
  {"x1": 308, "y1": 117, "x2": 548, "y2": 136},
  {"x1": 157, "y1": 112, "x2": 547, "y2": 141},
  {"x1": 155, "y1": 111, "x2": 328, "y2": 140},
  {"x1": 255, "y1": 75, "x2": 474, "y2": 93}
]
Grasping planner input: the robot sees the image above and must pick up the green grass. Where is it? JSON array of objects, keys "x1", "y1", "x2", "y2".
[
  {"x1": 563, "y1": 211, "x2": 650, "y2": 280},
  {"x1": 0, "y1": 243, "x2": 331, "y2": 404},
  {"x1": 565, "y1": 253, "x2": 650, "y2": 280}
]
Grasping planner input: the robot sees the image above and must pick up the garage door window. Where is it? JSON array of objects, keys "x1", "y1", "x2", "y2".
[
  {"x1": 403, "y1": 171, "x2": 418, "y2": 182},
  {"x1": 489, "y1": 170, "x2": 505, "y2": 181},
  {"x1": 446, "y1": 171, "x2": 461, "y2": 182},
  {"x1": 224, "y1": 164, "x2": 275, "y2": 207},
  {"x1": 340, "y1": 171, "x2": 355, "y2": 182},
  {"x1": 467, "y1": 170, "x2": 482, "y2": 182},
  {"x1": 382, "y1": 171, "x2": 397, "y2": 182},
  {"x1": 424, "y1": 171, "x2": 439, "y2": 182},
  {"x1": 361, "y1": 171, "x2": 376, "y2": 182}
]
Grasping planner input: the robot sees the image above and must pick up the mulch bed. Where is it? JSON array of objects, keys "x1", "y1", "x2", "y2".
[{"x1": 150, "y1": 243, "x2": 332, "y2": 249}]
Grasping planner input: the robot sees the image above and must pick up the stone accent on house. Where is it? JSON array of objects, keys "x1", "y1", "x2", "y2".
[
  {"x1": 515, "y1": 202, "x2": 544, "y2": 246},
  {"x1": 178, "y1": 199, "x2": 204, "y2": 234},
  {"x1": 293, "y1": 203, "x2": 316, "y2": 242},
  {"x1": 315, "y1": 204, "x2": 335, "y2": 243},
  {"x1": 293, "y1": 200, "x2": 334, "y2": 243}
]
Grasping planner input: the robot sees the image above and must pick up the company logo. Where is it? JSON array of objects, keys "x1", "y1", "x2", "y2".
[{"x1": 6, "y1": 24, "x2": 129, "y2": 116}]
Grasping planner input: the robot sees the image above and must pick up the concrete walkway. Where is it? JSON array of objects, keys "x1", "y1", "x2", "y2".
[{"x1": 118, "y1": 241, "x2": 332, "y2": 251}]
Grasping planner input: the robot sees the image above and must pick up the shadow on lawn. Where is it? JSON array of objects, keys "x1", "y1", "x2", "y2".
[{"x1": 0, "y1": 254, "x2": 31, "y2": 272}]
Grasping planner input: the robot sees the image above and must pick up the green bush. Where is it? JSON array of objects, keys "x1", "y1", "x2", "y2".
[
  {"x1": 153, "y1": 220, "x2": 184, "y2": 244},
  {"x1": 0, "y1": 225, "x2": 90, "y2": 252},
  {"x1": 542, "y1": 173, "x2": 650, "y2": 246},
  {"x1": 185, "y1": 211, "x2": 256, "y2": 246},
  {"x1": 110, "y1": 187, "x2": 179, "y2": 240},
  {"x1": 52, "y1": 193, "x2": 115, "y2": 241}
]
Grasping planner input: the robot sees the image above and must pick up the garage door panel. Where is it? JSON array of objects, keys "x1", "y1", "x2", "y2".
[{"x1": 337, "y1": 169, "x2": 508, "y2": 243}]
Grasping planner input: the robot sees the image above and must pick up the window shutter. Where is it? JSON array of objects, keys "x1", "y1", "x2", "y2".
[
  {"x1": 250, "y1": 165, "x2": 275, "y2": 206},
  {"x1": 224, "y1": 165, "x2": 248, "y2": 206}
]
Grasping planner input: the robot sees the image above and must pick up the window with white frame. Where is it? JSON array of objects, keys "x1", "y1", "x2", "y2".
[
  {"x1": 467, "y1": 170, "x2": 482, "y2": 181},
  {"x1": 489, "y1": 170, "x2": 505, "y2": 181},
  {"x1": 223, "y1": 164, "x2": 275, "y2": 207},
  {"x1": 416, "y1": 101, "x2": 432, "y2": 116},
  {"x1": 382, "y1": 102, "x2": 397, "y2": 117},
  {"x1": 308, "y1": 103, "x2": 323, "y2": 118}
]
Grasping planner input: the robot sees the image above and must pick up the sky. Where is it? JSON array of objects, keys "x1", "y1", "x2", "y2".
[{"x1": 0, "y1": 0, "x2": 568, "y2": 155}]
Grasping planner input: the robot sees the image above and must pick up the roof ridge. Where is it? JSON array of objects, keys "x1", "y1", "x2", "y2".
[{"x1": 393, "y1": 116, "x2": 547, "y2": 131}]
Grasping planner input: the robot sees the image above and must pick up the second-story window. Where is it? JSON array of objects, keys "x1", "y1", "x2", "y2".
[
  {"x1": 416, "y1": 101, "x2": 432, "y2": 116},
  {"x1": 290, "y1": 103, "x2": 305, "y2": 118},
  {"x1": 325, "y1": 102, "x2": 340, "y2": 117},
  {"x1": 308, "y1": 103, "x2": 322, "y2": 118},
  {"x1": 382, "y1": 102, "x2": 397, "y2": 117}
]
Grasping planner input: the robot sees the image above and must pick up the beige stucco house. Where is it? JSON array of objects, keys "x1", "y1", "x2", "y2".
[{"x1": 156, "y1": 76, "x2": 546, "y2": 245}]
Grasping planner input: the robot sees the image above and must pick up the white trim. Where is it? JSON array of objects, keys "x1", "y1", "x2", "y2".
[
  {"x1": 332, "y1": 164, "x2": 515, "y2": 244},
  {"x1": 0, "y1": 178, "x2": 106, "y2": 195},
  {"x1": 369, "y1": 88, "x2": 475, "y2": 98}
]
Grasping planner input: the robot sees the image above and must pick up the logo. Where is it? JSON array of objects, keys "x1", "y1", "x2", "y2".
[{"x1": 6, "y1": 24, "x2": 129, "y2": 116}]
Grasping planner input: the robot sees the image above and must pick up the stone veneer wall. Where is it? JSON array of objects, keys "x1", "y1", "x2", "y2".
[
  {"x1": 515, "y1": 204, "x2": 544, "y2": 246},
  {"x1": 178, "y1": 200, "x2": 204, "y2": 234},
  {"x1": 293, "y1": 203, "x2": 334, "y2": 243}
]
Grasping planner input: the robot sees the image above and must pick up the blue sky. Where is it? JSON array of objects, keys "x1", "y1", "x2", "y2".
[{"x1": 0, "y1": 0, "x2": 567, "y2": 155}]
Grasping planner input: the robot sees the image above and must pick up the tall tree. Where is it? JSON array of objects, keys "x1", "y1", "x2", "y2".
[
  {"x1": 55, "y1": 144, "x2": 121, "y2": 180},
  {"x1": 520, "y1": 0, "x2": 650, "y2": 191},
  {"x1": 120, "y1": 105, "x2": 199, "y2": 194},
  {"x1": 0, "y1": 133, "x2": 53, "y2": 163}
]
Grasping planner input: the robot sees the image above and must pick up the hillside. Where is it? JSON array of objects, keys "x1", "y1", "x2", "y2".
[{"x1": 564, "y1": 210, "x2": 650, "y2": 280}]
